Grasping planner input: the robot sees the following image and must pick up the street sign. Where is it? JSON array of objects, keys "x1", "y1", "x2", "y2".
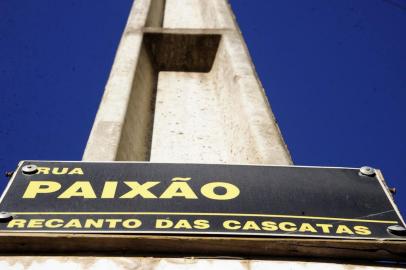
[{"x1": 0, "y1": 161, "x2": 404, "y2": 240}]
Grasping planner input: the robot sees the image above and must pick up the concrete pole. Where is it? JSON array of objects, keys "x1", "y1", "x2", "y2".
[
  {"x1": 82, "y1": 0, "x2": 291, "y2": 165},
  {"x1": 0, "y1": 0, "x2": 402, "y2": 269}
]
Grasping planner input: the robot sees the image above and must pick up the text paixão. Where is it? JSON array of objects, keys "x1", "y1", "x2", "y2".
[{"x1": 22, "y1": 167, "x2": 240, "y2": 200}]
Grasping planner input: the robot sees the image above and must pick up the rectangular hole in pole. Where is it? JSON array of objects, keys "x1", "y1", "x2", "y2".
[
  {"x1": 144, "y1": 33, "x2": 221, "y2": 72},
  {"x1": 116, "y1": 33, "x2": 221, "y2": 161}
]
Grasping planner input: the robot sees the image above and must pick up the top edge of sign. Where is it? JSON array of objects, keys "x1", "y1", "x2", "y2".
[{"x1": 17, "y1": 160, "x2": 364, "y2": 171}]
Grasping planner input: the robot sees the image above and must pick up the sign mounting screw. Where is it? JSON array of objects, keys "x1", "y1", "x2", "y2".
[
  {"x1": 0, "y1": 212, "x2": 13, "y2": 223},
  {"x1": 387, "y1": 225, "x2": 406, "y2": 236},
  {"x1": 22, "y1": 164, "x2": 38, "y2": 175},
  {"x1": 359, "y1": 166, "x2": 375, "y2": 177},
  {"x1": 4, "y1": 171, "x2": 14, "y2": 178}
]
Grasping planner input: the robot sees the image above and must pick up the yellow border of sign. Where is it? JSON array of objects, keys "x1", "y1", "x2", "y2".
[{"x1": 12, "y1": 212, "x2": 398, "y2": 224}]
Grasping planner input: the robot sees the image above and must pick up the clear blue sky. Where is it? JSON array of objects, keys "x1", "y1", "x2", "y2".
[{"x1": 0, "y1": 0, "x2": 405, "y2": 215}]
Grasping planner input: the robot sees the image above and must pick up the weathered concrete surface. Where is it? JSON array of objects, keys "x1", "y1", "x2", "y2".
[
  {"x1": 151, "y1": 71, "x2": 225, "y2": 162},
  {"x1": 150, "y1": 33, "x2": 291, "y2": 164},
  {"x1": 82, "y1": 0, "x2": 151, "y2": 161},
  {"x1": 163, "y1": 0, "x2": 234, "y2": 29},
  {"x1": 83, "y1": 0, "x2": 291, "y2": 164},
  {"x1": 115, "y1": 43, "x2": 156, "y2": 161}
]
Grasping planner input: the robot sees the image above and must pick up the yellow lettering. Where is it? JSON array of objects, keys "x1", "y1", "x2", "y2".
[
  {"x1": 27, "y1": 219, "x2": 45, "y2": 228},
  {"x1": 316, "y1": 224, "x2": 333, "y2": 233},
  {"x1": 174, "y1": 219, "x2": 193, "y2": 229},
  {"x1": 299, "y1": 223, "x2": 317, "y2": 233},
  {"x1": 172, "y1": 177, "x2": 192, "y2": 181},
  {"x1": 200, "y1": 182, "x2": 239, "y2": 200},
  {"x1": 122, "y1": 219, "x2": 142, "y2": 229},
  {"x1": 243, "y1": 221, "x2": 261, "y2": 230},
  {"x1": 36, "y1": 167, "x2": 50, "y2": 174},
  {"x1": 223, "y1": 220, "x2": 241, "y2": 230},
  {"x1": 45, "y1": 219, "x2": 64, "y2": 228},
  {"x1": 336, "y1": 225, "x2": 354, "y2": 234},
  {"x1": 84, "y1": 219, "x2": 104, "y2": 229},
  {"x1": 160, "y1": 179, "x2": 198, "y2": 199},
  {"x1": 23, "y1": 181, "x2": 61, "y2": 198},
  {"x1": 105, "y1": 219, "x2": 122, "y2": 228},
  {"x1": 68, "y1": 168, "x2": 84, "y2": 175},
  {"x1": 7, "y1": 219, "x2": 26, "y2": 228},
  {"x1": 354, "y1": 225, "x2": 371, "y2": 236},
  {"x1": 64, "y1": 219, "x2": 82, "y2": 228},
  {"x1": 261, "y1": 221, "x2": 278, "y2": 231},
  {"x1": 52, "y1": 167, "x2": 69, "y2": 175},
  {"x1": 194, "y1": 219, "x2": 210, "y2": 229},
  {"x1": 120, "y1": 181, "x2": 159, "y2": 199},
  {"x1": 58, "y1": 181, "x2": 96, "y2": 199},
  {"x1": 101, "y1": 181, "x2": 118, "y2": 198},
  {"x1": 279, "y1": 222, "x2": 297, "y2": 232},
  {"x1": 156, "y1": 219, "x2": 173, "y2": 228}
]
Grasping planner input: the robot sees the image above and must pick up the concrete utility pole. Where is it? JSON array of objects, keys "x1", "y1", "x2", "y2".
[
  {"x1": 1, "y1": 0, "x2": 404, "y2": 269},
  {"x1": 83, "y1": 0, "x2": 291, "y2": 165}
]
